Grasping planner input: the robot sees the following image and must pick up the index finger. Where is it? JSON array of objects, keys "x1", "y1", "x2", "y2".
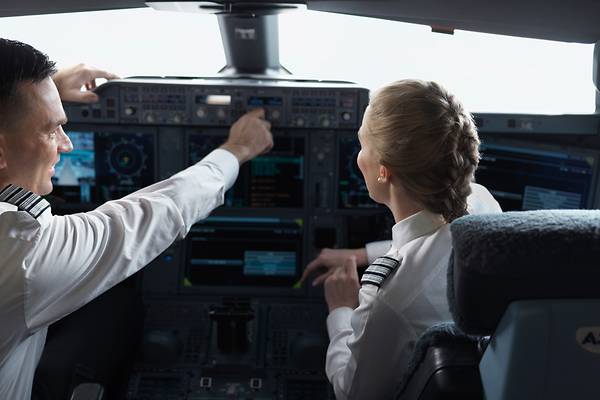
[
  {"x1": 299, "y1": 257, "x2": 323, "y2": 284},
  {"x1": 246, "y1": 108, "x2": 265, "y2": 118},
  {"x1": 86, "y1": 67, "x2": 120, "y2": 81}
]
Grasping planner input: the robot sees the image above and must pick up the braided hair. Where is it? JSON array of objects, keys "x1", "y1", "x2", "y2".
[{"x1": 366, "y1": 80, "x2": 480, "y2": 222}]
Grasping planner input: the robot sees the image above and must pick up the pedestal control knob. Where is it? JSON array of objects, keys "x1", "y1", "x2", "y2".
[
  {"x1": 145, "y1": 113, "x2": 156, "y2": 124},
  {"x1": 320, "y1": 116, "x2": 331, "y2": 127},
  {"x1": 196, "y1": 107, "x2": 207, "y2": 118}
]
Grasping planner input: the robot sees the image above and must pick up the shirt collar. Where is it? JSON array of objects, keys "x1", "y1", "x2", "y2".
[{"x1": 391, "y1": 210, "x2": 446, "y2": 250}]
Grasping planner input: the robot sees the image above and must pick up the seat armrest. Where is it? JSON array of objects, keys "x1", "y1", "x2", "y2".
[{"x1": 70, "y1": 383, "x2": 104, "y2": 400}]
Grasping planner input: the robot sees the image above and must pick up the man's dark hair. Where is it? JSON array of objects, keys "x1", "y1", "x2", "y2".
[{"x1": 0, "y1": 38, "x2": 57, "y2": 131}]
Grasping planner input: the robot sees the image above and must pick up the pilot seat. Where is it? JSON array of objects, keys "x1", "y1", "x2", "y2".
[{"x1": 395, "y1": 210, "x2": 600, "y2": 400}]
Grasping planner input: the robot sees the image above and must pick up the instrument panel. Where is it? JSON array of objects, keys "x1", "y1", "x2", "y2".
[{"x1": 58, "y1": 78, "x2": 600, "y2": 399}]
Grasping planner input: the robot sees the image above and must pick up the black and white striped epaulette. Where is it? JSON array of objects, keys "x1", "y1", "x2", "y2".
[
  {"x1": 0, "y1": 184, "x2": 51, "y2": 219},
  {"x1": 360, "y1": 255, "x2": 402, "y2": 290}
]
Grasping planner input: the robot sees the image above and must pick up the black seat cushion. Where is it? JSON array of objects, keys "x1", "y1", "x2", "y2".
[
  {"x1": 448, "y1": 210, "x2": 600, "y2": 335},
  {"x1": 395, "y1": 322, "x2": 483, "y2": 400},
  {"x1": 32, "y1": 277, "x2": 143, "y2": 400}
]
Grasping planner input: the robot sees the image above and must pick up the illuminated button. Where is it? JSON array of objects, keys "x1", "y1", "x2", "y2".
[
  {"x1": 341, "y1": 111, "x2": 352, "y2": 121},
  {"x1": 270, "y1": 109, "x2": 281, "y2": 120},
  {"x1": 200, "y1": 377, "x2": 212, "y2": 389},
  {"x1": 216, "y1": 108, "x2": 227, "y2": 120},
  {"x1": 196, "y1": 107, "x2": 207, "y2": 118},
  {"x1": 295, "y1": 116, "x2": 305, "y2": 127},
  {"x1": 172, "y1": 113, "x2": 183, "y2": 124},
  {"x1": 124, "y1": 106, "x2": 136, "y2": 116},
  {"x1": 145, "y1": 113, "x2": 156, "y2": 123},
  {"x1": 250, "y1": 378, "x2": 262, "y2": 390}
]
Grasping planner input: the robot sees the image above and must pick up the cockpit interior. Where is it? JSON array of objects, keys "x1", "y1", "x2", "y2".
[{"x1": 2, "y1": 1, "x2": 600, "y2": 399}]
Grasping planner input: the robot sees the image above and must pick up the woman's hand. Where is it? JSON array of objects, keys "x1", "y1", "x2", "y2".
[
  {"x1": 299, "y1": 247, "x2": 368, "y2": 287},
  {"x1": 324, "y1": 256, "x2": 360, "y2": 312}
]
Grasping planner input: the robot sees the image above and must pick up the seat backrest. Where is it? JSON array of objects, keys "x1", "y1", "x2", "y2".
[
  {"x1": 449, "y1": 210, "x2": 600, "y2": 400},
  {"x1": 396, "y1": 210, "x2": 600, "y2": 400},
  {"x1": 448, "y1": 210, "x2": 600, "y2": 335}
]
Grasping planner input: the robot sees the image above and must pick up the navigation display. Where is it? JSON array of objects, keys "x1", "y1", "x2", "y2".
[
  {"x1": 337, "y1": 135, "x2": 379, "y2": 209},
  {"x1": 477, "y1": 140, "x2": 597, "y2": 210},
  {"x1": 188, "y1": 131, "x2": 305, "y2": 208},
  {"x1": 52, "y1": 131, "x2": 155, "y2": 203}
]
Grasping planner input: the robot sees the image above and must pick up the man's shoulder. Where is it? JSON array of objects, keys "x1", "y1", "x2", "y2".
[
  {"x1": 0, "y1": 206, "x2": 43, "y2": 242},
  {"x1": 0, "y1": 185, "x2": 51, "y2": 220}
]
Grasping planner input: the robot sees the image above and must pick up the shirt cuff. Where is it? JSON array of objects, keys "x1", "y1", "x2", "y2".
[
  {"x1": 201, "y1": 148, "x2": 239, "y2": 191},
  {"x1": 365, "y1": 240, "x2": 392, "y2": 264},
  {"x1": 326, "y1": 306, "x2": 354, "y2": 339}
]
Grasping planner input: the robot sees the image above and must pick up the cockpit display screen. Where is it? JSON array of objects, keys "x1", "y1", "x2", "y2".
[
  {"x1": 337, "y1": 135, "x2": 380, "y2": 209},
  {"x1": 188, "y1": 132, "x2": 305, "y2": 208},
  {"x1": 51, "y1": 131, "x2": 155, "y2": 203},
  {"x1": 183, "y1": 216, "x2": 303, "y2": 288},
  {"x1": 477, "y1": 140, "x2": 596, "y2": 210}
]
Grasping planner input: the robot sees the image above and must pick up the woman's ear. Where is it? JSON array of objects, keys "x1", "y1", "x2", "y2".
[
  {"x1": 0, "y1": 136, "x2": 7, "y2": 170},
  {"x1": 379, "y1": 165, "x2": 390, "y2": 180}
]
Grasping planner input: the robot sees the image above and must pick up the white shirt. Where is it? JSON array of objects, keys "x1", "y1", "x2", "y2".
[
  {"x1": 365, "y1": 183, "x2": 502, "y2": 263},
  {"x1": 0, "y1": 149, "x2": 239, "y2": 400},
  {"x1": 326, "y1": 183, "x2": 501, "y2": 400}
]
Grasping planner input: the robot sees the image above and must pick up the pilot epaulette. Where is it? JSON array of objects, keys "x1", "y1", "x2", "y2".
[
  {"x1": 361, "y1": 255, "x2": 401, "y2": 290},
  {"x1": 0, "y1": 184, "x2": 50, "y2": 219}
]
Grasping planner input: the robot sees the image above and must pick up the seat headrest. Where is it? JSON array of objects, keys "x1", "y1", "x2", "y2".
[{"x1": 448, "y1": 210, "x2": 600, "y2": 335}]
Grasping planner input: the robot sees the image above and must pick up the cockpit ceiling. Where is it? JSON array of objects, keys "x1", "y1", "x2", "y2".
[{"x1": 1, "y1": 0, "x2": 599, "y2": 44}]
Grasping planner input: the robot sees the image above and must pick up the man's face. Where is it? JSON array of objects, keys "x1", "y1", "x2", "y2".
[{"x1": 0, "y1": 78, "x2": 72, "y2": 195}]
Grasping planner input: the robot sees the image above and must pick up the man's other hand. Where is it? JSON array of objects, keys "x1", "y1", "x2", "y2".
[
  {"x1": 53, "y1": 64, "x2": 119, "y2": 103},
  {"x1": 221, "y1": 109, "x2": 274, "y2": 164}
]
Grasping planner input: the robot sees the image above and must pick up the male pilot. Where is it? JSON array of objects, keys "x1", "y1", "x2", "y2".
[{"x1": 0, "y1": 38, "x2": 273, "y2": 399}]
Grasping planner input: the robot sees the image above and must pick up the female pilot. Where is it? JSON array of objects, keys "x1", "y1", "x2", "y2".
[{"x1": 315, "y1": 79, "x2": 501, "y2": 399}]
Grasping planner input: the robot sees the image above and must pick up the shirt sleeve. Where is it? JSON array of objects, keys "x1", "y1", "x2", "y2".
[
  {"x1": 467, "y1": 182, "x2": 502, "y2": 214},
  {"x1": 22, "y1": 148, "x2": 238, "y2": 331},
  {"x1": 325, "y1": 287, "x2": 375, "y2": 400},
  {"x1": 325, "y1": 287, "x2": 416, "y2": 400}
]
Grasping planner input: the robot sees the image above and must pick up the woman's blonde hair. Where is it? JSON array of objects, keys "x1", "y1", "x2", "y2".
[{"x1": 366, "y1": 79, "x2": 480, "y2": 222}]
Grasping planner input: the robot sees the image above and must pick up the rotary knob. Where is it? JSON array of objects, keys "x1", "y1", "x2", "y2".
[
  {"x1": 294, "y1": 116, "x2": 305, "y2": 127},
  {"x1": 172, "y1": 113, "x2": 184, "y2": 124},
  {"x1": 196, "y1": 107, "x2": 207, "y2": 118},
  {"x1": 270, "y1": 109, "x2": 281, "y2": 120},
  {"x1": 145, "y1": 112, "x2": 156, "y2": 124},
  {"x1": 124, "y1": 106, "x2": 136, "y2": 116}
]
